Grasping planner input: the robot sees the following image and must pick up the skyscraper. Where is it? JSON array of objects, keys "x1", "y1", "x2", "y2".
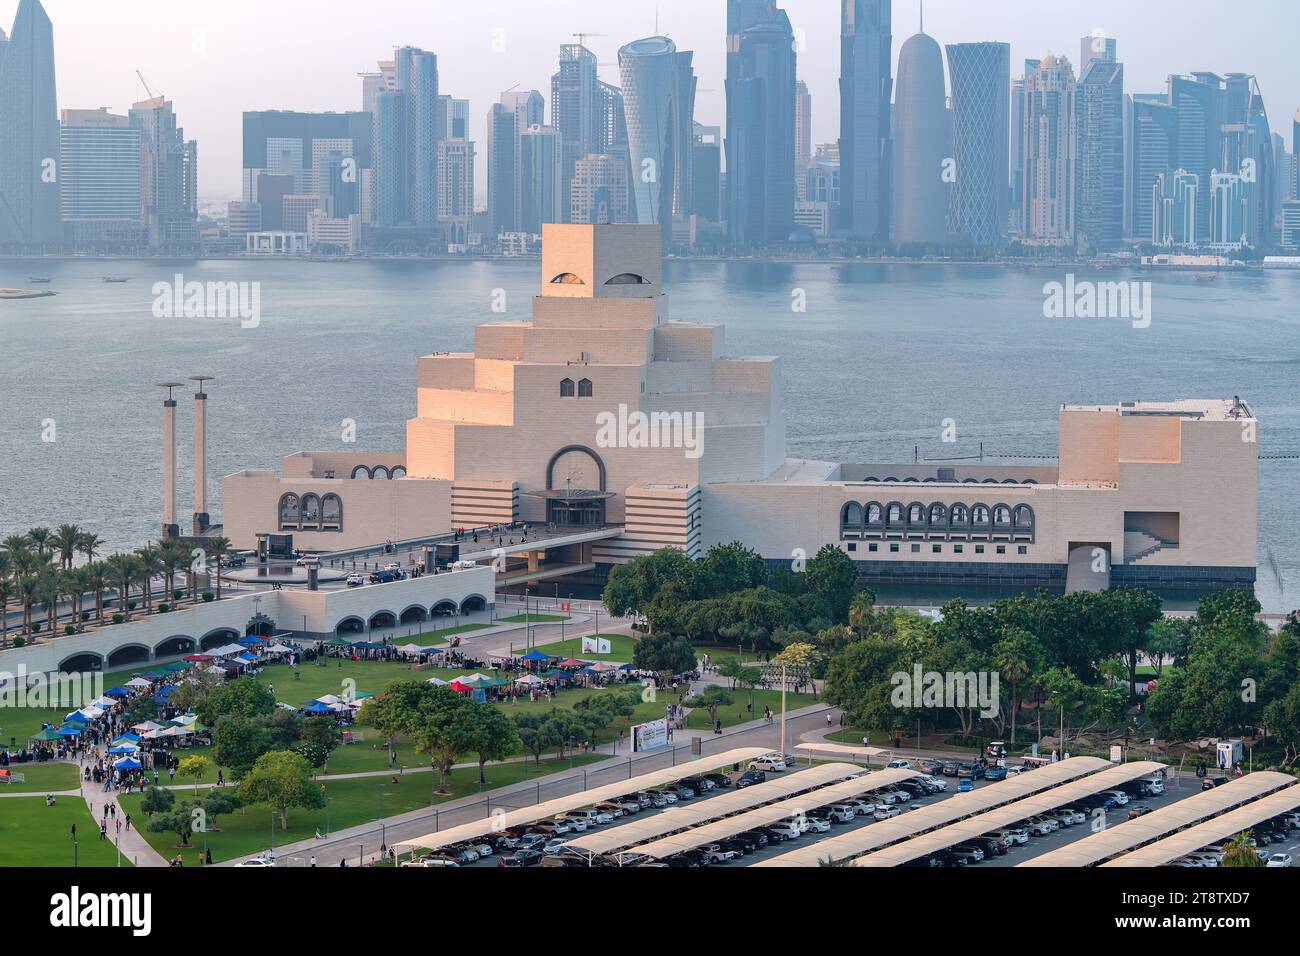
[
  {"x1": 552, "y1": 44, "x2": 600, "y2": 223},
  {"x1": 726, "y1": 1, "x2": 797, "y2": 245},
  {"x1": 693, "y1": 124, "x2": 723, "y2": 222},
  {"x1": 373, "y1": 46, "x2": 439, "y2": 231},
  {"x1": 571, "y1": 153, "x2": 629, "y2": 224},
  {"x1": 839, "y1": 0, "x2": 892, "y2": 240},
  {"x1": 502, "y1": 90, "x2": 545, "y2": 234},
  {"x1": 1076, "y1": 44, "x2": 1125, "y2": 248},
  {"x1": 1168, "y1": 73, "x2": 1223, "y2": 240},
  {"x1": 947, "y1": 42, "x2": 1011, "y2": 247},
  {"x1": 1021, "y1": 55, "x2": 1077, "y2": 244},
  {"x1": 619, "y1": 36, "x2": 677, "y2": 227},
  {"x1": 130, "y1": 97, "x2": 199, "y2": 251},
  {"x1": 486, "y1": 102, "x2": 518, "y2": 236},
  {"x1": 59, "y1": 108, "x2": 142, "y2": 248},
  {"x1": 1009, "y1": 59, "x2": 1039, "y2": 226},
  {"x1": 795, "y1": 80, "x2": 812, "y2": 199},
  {"x1": 1131, "y1": 96, "x2": 1178, "y2": 242},
  {"x1": 670, "y1": 51, "x2": 698, "y2": 224},
  {"x1": 892, "y1": 28, "x2": 947, "y2": 246},
  {"x1": 519, "y1": 124, "x2": 562, "y2": 234},
  {"x1": 1294, "y1": 110, "x2": 1300, "y2": 199},
  {"x1": 1209, "y1": 169, "x2": 1248, "y2": 248},
  {"x1": 0, "y1": 0, "x2": 60, "y2": 249}
]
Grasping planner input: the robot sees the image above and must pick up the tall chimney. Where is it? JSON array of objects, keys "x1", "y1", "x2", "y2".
[
  {"x1": 158, "y1": 382, "x2": 182, "y2": 537},
  {"x1": 190, "y1": 375, "x2": 214, "y2": 534}
]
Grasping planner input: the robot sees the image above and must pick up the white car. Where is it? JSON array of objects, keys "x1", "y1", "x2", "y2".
[
  {"x1": 554, "y1": 815, "x2": 589, "y2": 831},
  {"x1": 844, "y1": 798, "x2": 876, "y2": 816},
  {"x1": 826, "y1": 804, "x2": 857, "y2": 823},
  {"x1": 883, "y1": 786, "x2": 911, "y2": 802},
  {"x1": 235, "y1": 857, "x2": 277, "y2": 867},
  {"x1": 586, "y1": 810, "x2": 615, "y2": 826},
  {"x1": 541, "y1": 839, "x2": 569, "y2": 855},
  {"x1": 873, "y1": 790, "x2": 898, "y2": 805},
  {"x1": 702, "y1": 844, "x2": 738, "y2": 864},
  {"x1": 749, "y1": 757, "x2": 786, "y2": 773},
  {"x1": 1143, "y1": 778, "x2": 1165, "y2": 796},
  {"x1": 1049, "y1": 809, "x2": 1083, "y2": 826},
  {"x1": 767, "y1": 821, "x2": 801, "y2": 840},
  {"x1": 886, "y1": 758, "x2": 914, "y2": 769},
  {"x1": 873, "y1": 806, "x2": 902, "y2": 821},
  {"x1": 805, "y1": 816, "x2": 832, "y2": 833},
  {"x1": 466, "y1": 841, "x2": 493, "y2": 857},
  {"x1": 345, "y1": 573, "x2": 366, "y2": 587},
  {"x1": 1006, "y1": 766, "x2": 1026, "y2": 776},
  {"x1": 1187, "y1": 852, "x2": 1220, "y2": 868},
  {"x1": 1266, "y1": 853, "x2": 1293, "y2": 868},
  {"x1": 919, "y1": 775, "x2": 948, "y2": 792},
  {"x1": 989, "y1": 828, "x2": 1029, "y2": 846},
  {"x1": 1025, "y1": 816, "x2": 1059, "y2": 835},
  {"x1": 1102, "y1": 790, "x2": 1130, "y2": 806}
]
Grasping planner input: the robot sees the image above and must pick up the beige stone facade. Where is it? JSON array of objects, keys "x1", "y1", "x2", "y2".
[{"x1": 222, "y1": 225, "x2": 1257, "y2": 595}]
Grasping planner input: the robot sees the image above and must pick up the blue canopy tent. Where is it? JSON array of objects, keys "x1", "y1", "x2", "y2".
[
  {"x1": 301, "y1": 702, "x2": 333, "y2": 714},
  {"x1": 112, "y1": 756, "x2": 143, "y2": 770},
  {"x1": 521, "y1": 650, "x2": 550, "y2": 662},
  {"x1": 106, "y1": 687, "x2": 131, "y2": 697},
  {"x1": 114, "y1": 732, "x2": 142, "y2": 742},
  {"x1": 237, "y1": 637, "x2": 263, "y2": 647},
  {"x1": 236, "y1": 652, "x2": 259, "y2": 663},
  {"x1": 108, "y1": 744, "x2": 138, "y2": 755},
  {"x1": 62, "y1": 711, "x2": 89, "y2": 723},
  {"x1": 156, "y1": 685, "x2": 177, "y2": 698},
  {"x1": 55, "y1": 726, "x2": 84, "y2": 737}
]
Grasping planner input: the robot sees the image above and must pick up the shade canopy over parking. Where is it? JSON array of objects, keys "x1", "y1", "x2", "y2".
[
  {"x1": 395, "y1": 748, "x2": 772, "y2": 854},
  {"x1": 628, "y1": 769, "x2": 924, "y2": 860},
  {"x1": 563, "y1": 763, "x2": 872, "y2": 857},
  {"x1": 1103, "y1": 784, "x2": 1300, "y2": 867},
  {"x1": 852, "y1": 761, "x2": 1166, "y2": 867},
  {"x1": 793, "y1": 742, "x2": 891, "y2": 761},
  {"x1": 1022, "y1": 771, "x2": 1297, "y2": 867},
  {"x1": 753, "y1": 756, "x2": 1112, "y2": 867}
]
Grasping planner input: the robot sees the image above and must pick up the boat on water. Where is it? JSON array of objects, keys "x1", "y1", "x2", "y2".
[
  {"x1": 102, "y1": 276, "x2": 129, "y2": 283},
  {"x1": 0, "y1": 288, "x2": 57, "y2": 299},
  {"x1": 28, "y1": 276, "x2": 51, "y2": 283},
  {"x1": 1194, "y1": 273, "x2": 1218, "y2": 282}
]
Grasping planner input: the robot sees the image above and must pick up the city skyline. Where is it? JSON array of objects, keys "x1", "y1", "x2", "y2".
[{"x1": 10, "y1": 0, "x2": 1298, "y2": 201}]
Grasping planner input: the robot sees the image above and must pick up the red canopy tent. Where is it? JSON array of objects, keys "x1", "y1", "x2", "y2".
[
  {"x1": 183, "y1": 654, "x2": 214, "y2": 663},
  {"x1": 447, "y1": 680, "x2": 472, "y2": 694}
]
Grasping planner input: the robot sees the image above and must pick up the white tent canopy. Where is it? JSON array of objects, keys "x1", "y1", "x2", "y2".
[
  {"x1": 209, "y1": 644, "x2": 247, "y2": 657},
  {"x1": 426, "y1": 677, "x2": 448, "y2": 686},
  {"x1": 126, "y1": 677, "x2": 153, "y2": 689}
]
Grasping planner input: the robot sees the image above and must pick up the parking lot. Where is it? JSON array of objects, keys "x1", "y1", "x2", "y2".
[{"x1": 401, "y1": 755, "x2": 1289, "y2": 868}]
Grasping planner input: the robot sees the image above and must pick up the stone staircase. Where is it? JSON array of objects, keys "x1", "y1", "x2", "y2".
[{"x1": 1124, "y1": 529, "x2": 1169, "y2": 563}]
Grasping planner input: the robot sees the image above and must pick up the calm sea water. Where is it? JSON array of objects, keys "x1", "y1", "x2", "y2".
[{"x1": 1, "y1": 258, "x2": 1297, "y2": 611}]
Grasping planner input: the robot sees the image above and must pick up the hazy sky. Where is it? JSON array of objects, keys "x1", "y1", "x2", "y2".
[{"x1": 12, "y1": 0, "x2": 1299, "y2": 201}]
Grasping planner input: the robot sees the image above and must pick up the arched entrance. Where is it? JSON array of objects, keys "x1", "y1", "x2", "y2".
[
  {"x1": 107, "y1": 644, "x2": 151, "y2": 668},
  {"x1": 58, "y1": 652, "x2": 104, "y2": 673},
  {"x1": 155, "y1": 636, "x2": 196, "y2": 658}
]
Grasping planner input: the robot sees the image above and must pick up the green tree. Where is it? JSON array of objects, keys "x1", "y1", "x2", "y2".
[
  {"x1": 212, "y1": 715, "x2": 271, "y2": 778},
  {"x1": 1221, "y1": 832, "x2": 1265, "y2": 868},
  {"x1": 177, "y1": 755, "x2": 212, "y2": 792},
  {"x1": 631, "y1": 632, "x2": 697, "y2": 674},
  {"x1": 513, "y1": 711, "x2": 562, "y2": 763},
  {"x1": 362, "y1": 681, "x2": 472, "y2": 795},
  {"x1": 804, "y1": 545, "x2": 860, "y2": 622},
  {"x1": 196, "y1": 677, "x2": 277, "y2": 726},
  {"x1": 147, "y1": 800, "x2": 200, "y2": 847},
  {"x1": 235, "y1": 750, "x2": 326, "y2": 830},
  {"x1": 994, "y1": 627, "x2": 1046, "y2": 745},
  {"x1": 139, "y1": 785, "x2": 176, "y2": 816},
  {"x1": 686, "y1": 685, "x2": 734, "y2": 726},
  {"x1": 454, "y1": 705, "x2": 522, "y2": 785}
]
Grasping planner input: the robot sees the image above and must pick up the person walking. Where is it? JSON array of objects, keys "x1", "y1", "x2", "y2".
[{"x1": 310, "y1": 855, "x2": 317, "y2": 867}]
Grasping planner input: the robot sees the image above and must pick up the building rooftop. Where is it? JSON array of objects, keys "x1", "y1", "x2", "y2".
[{"x1": 1063, "y1": 398, "x2": 1253, "y2": 422}]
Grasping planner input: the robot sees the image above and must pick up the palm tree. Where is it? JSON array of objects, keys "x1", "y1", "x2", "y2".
[
  {"x1": 0, "y1": 552, "x2": 12, "y2": 647},
  {"x1": 51, "y1": 524, "x2": 82, "y2": 570},
  {"x1": 207, "y1": 536, "x2": 232, "y2": 599},
  {"x1": 135, "y1": 545, "x2": 164, "y2": 611},
  {"x1": 66, "y1": 567, "x2": 93, "y2": 630},
  {"x1": 85, "y1": 560, "x2": 111, "y2": 624},
  {"x1": 158, "y1": 539, "x2": 185, "y2": 598},
  {"x1": 1222, "y1": 832, "x2": 1265, "y2": 867},
  {"x1": 2, "y1": 534, "x2": 31, "y2": 562},
  {"x1": 15, "y1": 573, "x2": 40, "y2": 636},
  {"x1": 35, "y1": 570, "x2": 61, "y2": 635},
  {"x1": 76, "y1": 531, "x2": 102, "y2": 567},
  {"x1": 26, "y1": 527, "x2": 52, "y2": 561},
  {"x1": 105, "y1": 554, "x2": 139, "y2": 622}
]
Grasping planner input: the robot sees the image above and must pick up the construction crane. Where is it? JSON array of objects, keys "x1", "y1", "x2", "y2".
[
  {"x1": 572, "y1": 32, "x2": 607, "y2": 48},
  {"x1": 135, "y1": 70, "x2": 162, "y2": 102}
]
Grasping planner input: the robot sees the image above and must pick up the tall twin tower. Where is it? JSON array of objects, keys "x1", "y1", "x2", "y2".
[{"x1": 887, "y1": 2, "x2": 1011, "y2": 248}]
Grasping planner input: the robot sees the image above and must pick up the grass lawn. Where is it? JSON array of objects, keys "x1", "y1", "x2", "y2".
[
  {"x1": 497, "y1": 613, "x2": 570, "y2": 624},
  {"x1": 525, "y1": 633, "x2": 638, "y2": 662},
  {"x1": 693, "y1": 645, "x2": 773, "y2": 669},
  {"x1": 825, "y1": 728, "x2": 886, "y2": 746},
  {"x1": 0, "y1": 796, "x2": 132, "y2": 867},
  {"x1": 119, "y1": 755, "x2": 606, "y2": 863},
  {"x1": 0, "y1": 761, "x2": 81, "y2": 793}
]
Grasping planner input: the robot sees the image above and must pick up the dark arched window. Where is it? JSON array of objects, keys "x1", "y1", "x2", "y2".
[
  {"x1": 928, "y1": 503, "x2": 948, "y2": 528},
  {"x1": 300, "y1": 493, "x2": 322, "y2": 530},
  {"x1": 278, "y1": 494, "x2": 300, "y2": 530},
  {"x1": 841, "y1": 502, "x2": 863, "y2": 534},
  {"x1": 550, "y1": 273, "x2": 585, "y2": 285},
  {"x1": 907, "y1": 502, "x2": 926, "y2": 527},
  {"x1": 391, "y1": 466, "x2": 407, "y2": 479},
  {"x1": 322, "y1": 494, "x2": 343, "y2": 531},
  {"x1": 865, "y1": 502, "x2": 884, "y2": 528},
  {"x1": 971, "y1": 504, "x2": 991, "y2": 531},
  {"x1": 993, "y1": 504, "x2": 1013, "y2": 530},
  {"x1": 350, "y1": 465, "x2": 371, "y2": 480},
  {"x1": 560, "y1": 378, "x2": 575, "y2": 397},
  {"x1": 949, "y1": 503, "x2": 970, "y2": 528},
  {"x1": 604, "y1": 273, "x2": 651, "y2": 285},
  {"x1": 886, "y1": 502, "x2": 906, "y2": 530},
  {"x1": 1013, "y1": 504, "x2": 1035, "y2": 531},
  {"x1": 578, "y1": 378, "x2": 593, "y2": 397},
  {"x1": 372, "y1": 466, "x2": 391, "y2": 480}
]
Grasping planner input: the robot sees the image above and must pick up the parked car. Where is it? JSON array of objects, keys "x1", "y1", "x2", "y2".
[
  {"x1": 1101, "y1": 790, "x2": 1130, "y2": 806},
  {"x1": 942, "y1": 760, "x2": 962, "y2": 776},
  {"x1": 701, "y1": 843, "x2": 738, "y2": 864},
  {"x1": 919, "y1": 759, "x2": 946, "y2": 776},
  {"x1": 826, "y1": 804, "x2": 857, "y2": 823},
  {"x1": 345, "y1": 573, "x2": 367, "y2": 587},
  {"x1": 554, "y1": 814, "x2": 589, "y2": 831},
  {"x1": 767, "y1": 821, "x2": 802, "y2": 840},
  {"x1": 958, "y1": 763, "x2": 983, "y2": 779},
  {"x1": 1201, "y1": 776, "x2": 1229, "y2": 791},
  {"x1": 989, "y1": 827, "x2": 1029, "y2": 846},
  {"x1": 735, "y1": 769, "x2": 766, "y2": 788},
  {"x1": 595, "y1": 801, "x2": 629, "y2": 818},
  {"x1": 886, "y1": 758, "x2": 914, "y2": 769},
  {"x1": 749, "y1": 757, "x2": 786, "y2": 773},
  {"x1": 805, "y1": 816, "x2": 832, "y2": 833},
  {"x1": 1266, "y1": 853, "x2": 1293, "y2": 868},
  {"x1": 665, "y1": 851, "x2": 707, "y2": 868},
  {"x1": 843, "y1": 798, "x2": 876, "y2": 816},
  {"x1": 1128, "y1": 805, "x2": 1154, "y2": 820},
  {"x1": 1052, "y1": 808, "x2": 1086, "y2": 826},
  {"x1": 950, "y1": 846, "x2": 984, "y2": 864},
  {"x1": 405, "y1": 855, "x2": 459, "y2": 868},
  {"x1": 983, "y1": 766, "x2": 1008, "y2": 782},
  {"x1": 919, "y1": 774, "x2": 948, "y2": 792},
  {"x1": 873, "y1": 806, "x2": 903, "y2": 821},
  {"x1": 1025, "y1": 816, "x2": 1059, "y2": 836},
  {"x1": 668, "y1": 783, "x2": 695, "y2": 800},
  {"x1": 498, "y1": 849, "x2": 542, "y2": 867},
  {"x1": 703, "y1": 772, "x2": 734, "y2": 788},
  {"x1": 958, "y1": 777, "x2": 975, "y2": 793},
  {"x1": 882, "y1": 786, "x2": 911, "y2": 802}
]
